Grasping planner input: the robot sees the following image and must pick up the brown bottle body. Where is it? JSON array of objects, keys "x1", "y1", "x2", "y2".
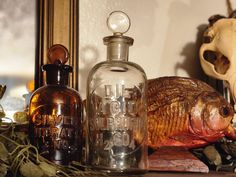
[{"x1": 29, "y1": 85, "x2": 83, "y2": 165}]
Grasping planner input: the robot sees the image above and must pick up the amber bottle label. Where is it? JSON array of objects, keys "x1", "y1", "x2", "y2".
[{"x1": 34, "y1": 114, "x2": 75, "y2": 148}]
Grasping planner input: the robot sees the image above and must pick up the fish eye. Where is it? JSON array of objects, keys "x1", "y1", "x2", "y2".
[{"x1": 220, "y1": 106, "x2": 231, "y2": 117}]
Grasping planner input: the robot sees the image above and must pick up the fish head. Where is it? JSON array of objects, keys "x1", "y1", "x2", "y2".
[{"x1": 190, "y1": 91, "x2": 234, "y2": 141}]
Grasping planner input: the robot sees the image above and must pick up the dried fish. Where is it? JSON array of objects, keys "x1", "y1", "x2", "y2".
[{"x1": 147, "y1": 76, "x2": 235, "y2": 149}]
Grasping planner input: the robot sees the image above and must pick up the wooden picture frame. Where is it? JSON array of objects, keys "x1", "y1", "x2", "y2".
[{"x1": 35, "y1": 0, "x2": 79, "y2": 90}]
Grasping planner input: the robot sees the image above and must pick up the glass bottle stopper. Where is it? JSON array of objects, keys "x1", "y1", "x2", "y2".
[
  {"x1": 47, "y1": 44, "x2": 69, "y2": 64},
  {"x1": 107, "y1": 11, "x2": 131, "y2": 35}
]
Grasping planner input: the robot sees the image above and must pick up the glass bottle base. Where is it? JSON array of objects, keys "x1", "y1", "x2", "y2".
[{"x1": 92, "y1": 166, "x2": 148, "y2": 176}]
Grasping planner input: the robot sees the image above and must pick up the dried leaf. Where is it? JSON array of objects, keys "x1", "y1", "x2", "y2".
[
  {"x1": 203, "y1": 145, "x2": 222, "y2": 166},
  {"x1": 19, "y1": 161, "x2": 44, "y2": 177},
  {"x1": 38, "y1": 162, "x2": 57, "y2": 176},
  {"x1": 0, "y1": 85, "x2": 6, "y2": 99},
  {"x1": 0, "y1": 142, "x2": 9, "y2": 164},
  {"x1": 0, "y1": 162, "x2": 9, "y2": 177},
  {"x1": 13, "y1": 112, "x2": 28, "y2": 123}
]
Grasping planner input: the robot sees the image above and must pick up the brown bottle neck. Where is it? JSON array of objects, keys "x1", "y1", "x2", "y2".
[
  {"x1": 46, "y1": 70, "x2": 69, "y2": 85},
  {"x1": 42, "y1": 64, "x2": 72, "y2": 86}
]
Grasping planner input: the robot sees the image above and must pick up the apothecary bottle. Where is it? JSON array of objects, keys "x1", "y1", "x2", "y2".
[
  {"x1": 86, "y1": 11, "x2": 148, "y2": 174},
  {"x1": 29, "y1": 44, "x2": 83, "y2": 165}
]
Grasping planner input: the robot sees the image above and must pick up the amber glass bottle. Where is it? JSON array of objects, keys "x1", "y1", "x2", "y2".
[{"x1": 29, "y1": 44, "x2": 83, "y2": 165}]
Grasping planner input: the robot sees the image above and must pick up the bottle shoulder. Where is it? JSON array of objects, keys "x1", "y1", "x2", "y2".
[
  {"x1": 30, "y1": 85, "x2": 82, "y2": 103},
  {"x1": 88, "y1": 60, "x2": 147, "y2": 78}
]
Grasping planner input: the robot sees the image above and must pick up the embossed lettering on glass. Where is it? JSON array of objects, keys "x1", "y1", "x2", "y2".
[
  {"x1": 29, "y1": 44, "x2": 83, "y2": 165},
  {"x1": 87, "y1": 11, "x2": 148, "y2": 174}
]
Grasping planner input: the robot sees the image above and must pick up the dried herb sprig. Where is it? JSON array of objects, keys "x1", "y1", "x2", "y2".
[{"x1": 0, "y1": 123, "x2": 108, "y2": 177}]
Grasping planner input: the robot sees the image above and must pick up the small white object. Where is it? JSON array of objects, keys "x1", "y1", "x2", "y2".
[{"x1": 107, "y1": 11, "x2": 131, "y2": 35}]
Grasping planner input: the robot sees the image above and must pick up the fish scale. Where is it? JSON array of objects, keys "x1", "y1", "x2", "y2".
[
  {"x1": 147, "y1": 76, "x2": 235, "y2": 149},
  {"x1": 149, "y1": 101, "x2": 187, "y2": 147},
  {"x1": 155, "y1": 102, "x2": 187, "y2": 141}
]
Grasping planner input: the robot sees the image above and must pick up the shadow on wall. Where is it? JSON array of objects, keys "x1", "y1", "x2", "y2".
[
  {"x1": 176, "y1": 24, "x2": 207, "y2": 80},
  {"x1": 79, "y1": 45, "x2": 99, "y2": 97},
  {"x1": 117, "y1": 0, "x2": 158, "y2": 47},
  {"x1": 161, "y1": 0, "x2": 212, "y2": 80}
]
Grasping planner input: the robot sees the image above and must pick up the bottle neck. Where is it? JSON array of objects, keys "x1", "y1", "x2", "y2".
[
  {"x1": 104, "y1": 35, "x2": 133, "y2": 62},
  {"x1": 46, "y1": 70, "x2": 69, "y2": 86},
  {"x1": 42, "y1": 64, "x2": 72, "y2": 86},
  {"x1": 107, "y1": 43, "x2": 129, "y2": 61}
]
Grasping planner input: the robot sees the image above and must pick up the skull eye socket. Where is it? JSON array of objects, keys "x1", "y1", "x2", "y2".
[
  {"x1": 203, "y1": 36, "x2": 212, "y2": 43},
  {"x1": 203, "y1": 50, "x2": 230, "y2": 74},
  {"x1": 203, "y1": 50, "x2": 217, "y2": 64},
  {"x1": 214, "y1": 55, "x2": 230, "y2": 74}
]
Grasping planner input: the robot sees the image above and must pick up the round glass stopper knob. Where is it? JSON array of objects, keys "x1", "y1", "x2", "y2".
[
  {"x1": 48, "y1": 44, "x2": 69, "y2": 64},
  {"x1": 107, "y1": 11, "x2": 131, "y2": 35}
]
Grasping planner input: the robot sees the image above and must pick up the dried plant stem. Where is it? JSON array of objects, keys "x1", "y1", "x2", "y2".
[{"x1": 0, "y1": 133, "x2": 107, "y2": 177}]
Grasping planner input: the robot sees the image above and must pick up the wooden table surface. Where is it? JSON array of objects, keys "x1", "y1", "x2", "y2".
[
  {"x1": 142, "y1": 172, "x2": 236, "y2": 177},
  {"x1": 115, "y1": 171, "x2": 236, "y2": 177}
]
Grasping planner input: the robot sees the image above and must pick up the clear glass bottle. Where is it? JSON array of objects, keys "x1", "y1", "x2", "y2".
[
  {"x1": 86, "y1": 11, "x2": 148, "y2": 174},
  {"x1": 29, "y1": 44, "x2": 83, "y2": 165}
]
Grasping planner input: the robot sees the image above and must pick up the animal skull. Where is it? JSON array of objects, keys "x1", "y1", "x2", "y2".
[{"x1": 199, "y1": 18, "x2": 236, "y2": 103}]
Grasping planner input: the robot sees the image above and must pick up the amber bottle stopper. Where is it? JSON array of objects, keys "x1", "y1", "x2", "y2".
[
  {"x1": 42, "y1": 44, "x2": 72, "y2": 85},
  {"x1": 47, "y1": 44, "x2": 69, "y2": 64}
]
